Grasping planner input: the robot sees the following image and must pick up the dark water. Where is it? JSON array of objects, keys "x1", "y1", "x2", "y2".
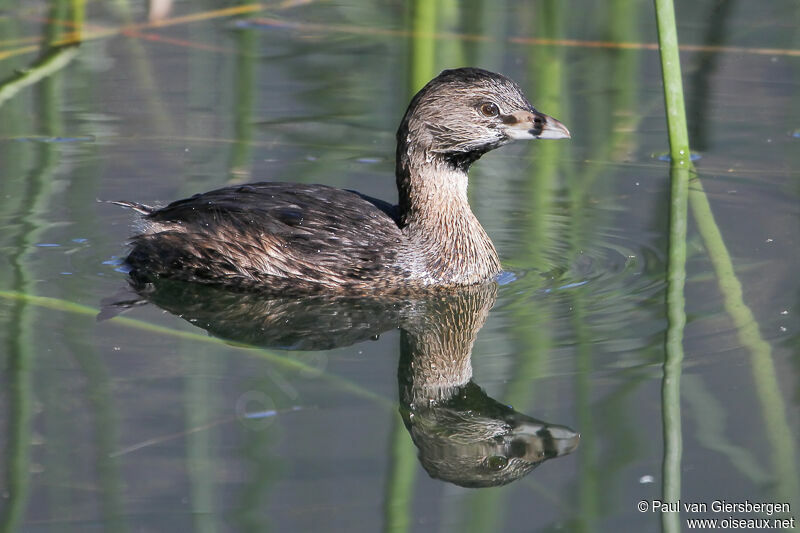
[{"x1": 1, "y1": 1, "x2": 798, "y2": 532}]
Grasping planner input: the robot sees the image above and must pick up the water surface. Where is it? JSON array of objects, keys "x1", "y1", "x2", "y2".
[{"x1": 1, "y1": 1, "x2": 798, "y2": 532}]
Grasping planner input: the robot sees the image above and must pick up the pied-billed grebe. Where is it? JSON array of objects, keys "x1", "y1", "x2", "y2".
[{"x1": 116, "y1": 67, "x2": 569, "y2": 291}]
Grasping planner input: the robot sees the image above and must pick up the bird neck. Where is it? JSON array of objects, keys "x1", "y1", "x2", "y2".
[{"x1": 395, "y1": 143, "x2": 501, "y2": 286}]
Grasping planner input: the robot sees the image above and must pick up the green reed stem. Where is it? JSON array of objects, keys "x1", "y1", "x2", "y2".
[
  {"x1": 654, "y1": 1, "x2": 689, "y2": 532},
  {"x1": 0, "y1": 45, "x2": 79, "y2": 108},
  {"x1": 71, "y1": 0, "x2": 86, "y2": 34},
  {"x1": 228, "y1": 5, "x2": 258, "y2": 181},
  {"x1": 410, "y1": 0, "x2": 437, "y2": 92},
  {"x1": 654, "y1": 0, "x2": 690, "y2": 164},
  {"x1": 383, "y1": 416, "x2": 416, "y2": 533}
]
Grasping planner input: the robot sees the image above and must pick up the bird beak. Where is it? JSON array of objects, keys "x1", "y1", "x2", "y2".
[
  {"x1": 532, "y1": 112, "x2": 571, "y2": 139},
  {"x1": 504, "y1": 110, "x2": 571, "y2": 140}
]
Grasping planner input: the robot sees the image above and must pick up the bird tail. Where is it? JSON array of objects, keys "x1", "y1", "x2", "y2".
[{"x1": 103, "y1": 200, "x2": 155, "y2": 215}]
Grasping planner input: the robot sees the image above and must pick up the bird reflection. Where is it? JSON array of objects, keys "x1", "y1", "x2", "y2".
[
  {"x1": 397, "y1": 284, "x2": 579, "y2": 487},
  {"x1": 106, "y1": 280, "x2": 578, "y2": 487}
]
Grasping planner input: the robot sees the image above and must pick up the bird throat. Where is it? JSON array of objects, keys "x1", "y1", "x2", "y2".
[{"x1": 396, "y1": 149, "x2": 501, "y2": 285}]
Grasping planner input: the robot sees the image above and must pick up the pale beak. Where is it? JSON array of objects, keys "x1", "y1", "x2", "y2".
[{"x1": 504, "y1": 110, "x2": 571, "y2": 140}]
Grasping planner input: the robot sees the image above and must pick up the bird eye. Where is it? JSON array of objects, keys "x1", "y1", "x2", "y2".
[
  {"x1": 479, "y1": 102, "x2": 500, "y2": 117},
  {"x1": 485, "y1": 455, "x2": 509, "y2": 471}
]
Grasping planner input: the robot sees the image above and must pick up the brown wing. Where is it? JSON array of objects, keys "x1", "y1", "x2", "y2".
[{"x1": 126, "y1": 183, "x2": 415, "y2": 290}]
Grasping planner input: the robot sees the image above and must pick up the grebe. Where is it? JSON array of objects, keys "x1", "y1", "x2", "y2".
[{"x1": 116, "y1": 68, "x2": 569, "y2": 292}]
